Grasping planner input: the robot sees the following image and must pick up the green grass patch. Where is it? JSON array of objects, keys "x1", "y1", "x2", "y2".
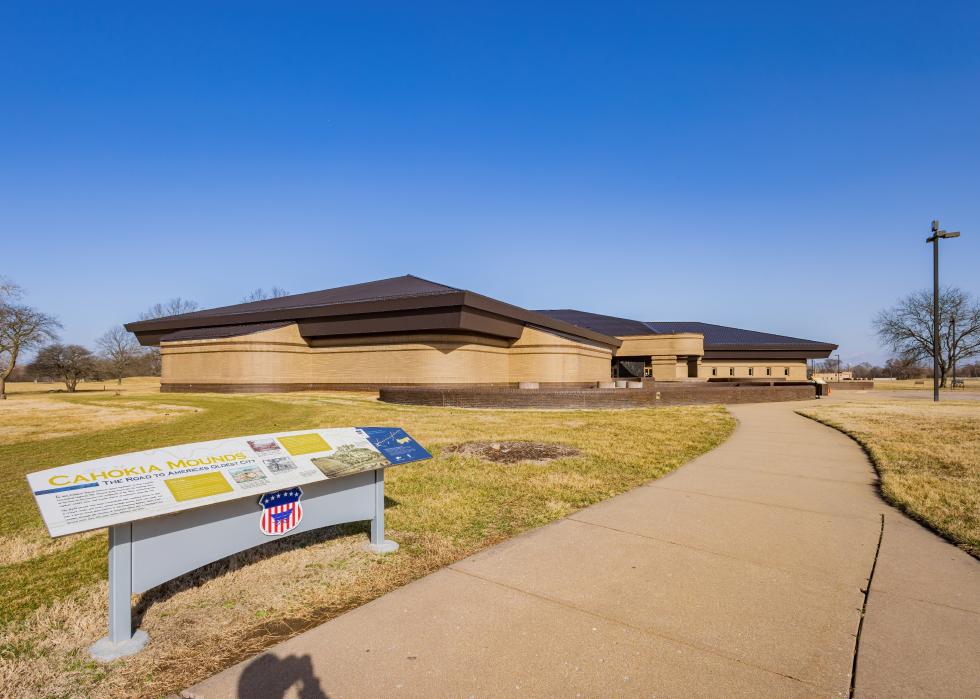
[{"x1": 1, "y1": 390, "x2": 734, "y2": 698}]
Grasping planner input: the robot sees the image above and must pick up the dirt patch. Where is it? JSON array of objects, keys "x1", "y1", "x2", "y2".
[{"x1": 445, "y1": 441, "x2": 581, "y2": 464}]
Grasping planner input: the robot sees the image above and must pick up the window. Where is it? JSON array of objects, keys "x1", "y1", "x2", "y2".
[
  {"x1": 784, "y1": 367, "x2": 790, "y2": 376},
  {"x1": 711, "y1": 367, "x2": 717, "y2": 376},
  {"x1": 729, "y1": 367, "x2": 735, "y2": 376},
  {"x1": 766, "y1": 367, "x2": 772, "y2": 376},
  {"x1": 748, "y1": 367, "x2": 754, "y2": 376}
]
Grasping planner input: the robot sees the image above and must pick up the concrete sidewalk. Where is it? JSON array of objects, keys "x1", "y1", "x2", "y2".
[{"x1": 183, "y1": 402, "x2": 980, "y2": 698}]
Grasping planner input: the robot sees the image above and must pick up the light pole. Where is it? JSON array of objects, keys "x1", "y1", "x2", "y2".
[
  {"x1": 926, "y1": 220, "x2": 960, "y2": 402},
  {"x1": 951, "y1": 314, "x2": 957, "y2": 388}
]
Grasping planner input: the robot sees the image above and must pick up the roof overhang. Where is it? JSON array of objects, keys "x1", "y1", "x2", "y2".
[
  {"x1": 126, "y1": 290, "x2": 621, "y2": 349},
  {"x1": 703, "y1": 344, "x2": 837, "y2": 360}
]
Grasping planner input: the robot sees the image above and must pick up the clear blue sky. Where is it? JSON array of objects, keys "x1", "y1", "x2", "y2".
[{"x1": 2, "y1": 2, "x2": 978, "y2": 364}]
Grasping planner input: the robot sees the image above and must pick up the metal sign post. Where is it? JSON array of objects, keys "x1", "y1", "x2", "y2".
[
  {"x1": 368, "y1": 468, "x2": 399, "y2": 554},
  {"x1": 88, "y1": 467, "x2": 397, "y2": 661}
]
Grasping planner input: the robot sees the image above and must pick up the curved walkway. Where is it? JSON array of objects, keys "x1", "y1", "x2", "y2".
[{"x1": 183, "y1": 402, "x2": 979, "y2": 698}]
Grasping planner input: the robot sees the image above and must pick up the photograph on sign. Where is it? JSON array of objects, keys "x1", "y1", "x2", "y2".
[{"x1": 26, "y1": 426, "x2": 430, "y2": 538}]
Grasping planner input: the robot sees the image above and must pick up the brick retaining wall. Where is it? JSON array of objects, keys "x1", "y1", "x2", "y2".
[
  {"x1": 379, "y1": 383, "x2": 817, "y2": 409},
  {"x1": 823, "y1": 381, "x2": 874, "y2": 391}
]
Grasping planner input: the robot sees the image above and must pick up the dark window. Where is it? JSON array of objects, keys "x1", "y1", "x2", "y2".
[
  {"x1": 766, "y1": 367, "x2": 772, "y2": 376},
  {"x1": 748, "y1": 367, "x2": 754, "y2": 376},
  {"x1": 614, "y1": 359, "x2": 646, "y2": 379}
]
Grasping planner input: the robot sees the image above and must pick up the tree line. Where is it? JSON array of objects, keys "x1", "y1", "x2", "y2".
[
  {"x1": 813, "y1": 356, "x2": 980, "y2": 380},
  {"x1": 872, "y1": 286, "x2": 980, "y2": 385},
  {"x1": 1, "y1": 282, "x2": 290, "y2": 398},
  {"x1": 809, "y1": 286, "x2": 979, "y2": 382}
]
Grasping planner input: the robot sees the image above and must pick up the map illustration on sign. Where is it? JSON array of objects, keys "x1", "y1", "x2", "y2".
[
  {"x1": 26, "y1": 426, "x2": 431, "y2": 538},
  {"x1": 357, "y1": 427, "x2": 432, "y2": 464}
]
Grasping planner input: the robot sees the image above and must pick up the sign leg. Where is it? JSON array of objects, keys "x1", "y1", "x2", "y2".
[
  {"x1": 89, "y1": 523, "x2": 149, "y2": 661},
  {"x1": 365, "y1": 468, "x2": 398, "y2": 554}
]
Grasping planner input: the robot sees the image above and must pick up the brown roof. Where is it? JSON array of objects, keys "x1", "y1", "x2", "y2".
[
  {"x1": 643, "y1": 322, "x2": 837, "y2": 352},
  {"x1": 537, "y1": 309, "x2": 836, "y2": 358},
  {"x1": 126, "y1": 275, "x2": 621, "y2": 349},
  {"x1": 534, "y1": 309, "x2": 654, "y2": 337},
  {"x1": 150, "y1": 275, "x2": 461, "y2": 323}
]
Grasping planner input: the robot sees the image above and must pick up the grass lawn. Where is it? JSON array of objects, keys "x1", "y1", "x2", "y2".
[
  {"x1": 872, "y1": 377, "x2": 980, "y2": 391},
  {"x1": 4, "y1": 376, "x2": 163, "y2": 395},
  {"x1": 797, "y1": 400, "x2": 980, "y2": 558},
  {"x1": 0, "y1": 383, "x2": 734, "y2": 699}
]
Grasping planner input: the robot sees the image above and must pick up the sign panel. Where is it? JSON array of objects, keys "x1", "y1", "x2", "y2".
[
  {"x1": 27, "y1": 427, "x2": 429, "y2": 538},
  {"x1": 357, "y1": 427, "x2": 432, "y2": 465}
]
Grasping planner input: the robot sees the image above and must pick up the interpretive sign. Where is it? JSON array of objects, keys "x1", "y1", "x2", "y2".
[
  {"x1": 25, "y1": 426, "x2": 431, "y2": 661},
  {"x1": 27, "y1": 427, "x2": 430, "y2": 538}
]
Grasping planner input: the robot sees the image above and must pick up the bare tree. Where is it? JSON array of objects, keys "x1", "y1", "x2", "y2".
[
  {"x1": 138, "y1": 297, "x2": 200, "y2": 321},
  {"x1": 849, "y1": 362, "x2": 876, "y2": 379},
  {"x1": 0, "y1": 282, "x2": 61, "y2": 399},
  {"x1": 813, "y1": 359, "x2": 842, "y2": 374},
  {"x1": 242, "y1": 287, "x2": 289, "y2": 302},
  {"x1": 96, "y1": 325, "x2": 142, "y2": 384},
  {"x1": 0, "y1": 276, "x2": 23, "y2": 301},
  {"x1": 141, "y1": 347, "x2": 163, "y2": 378},
  {"x1": 882, "y1": 356, "x2": 928, "y2": 380},
  {"x1": 874, "y1": 287, "x2": 980, "y2": 387},
  {"x1": 136, "y1": 297, "x2": 199, "y2": 377},
  {"x1": 30, "y1": 344, "x2": 96, "y2": 392}
]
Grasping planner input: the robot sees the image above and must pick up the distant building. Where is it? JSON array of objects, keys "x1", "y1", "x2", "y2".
[
  {"x1": 125, "y1": 275, "x2": 837, "y2": 392},
  {"x1": 813, "y1": 371, "x2": 854, "y2": 382}
]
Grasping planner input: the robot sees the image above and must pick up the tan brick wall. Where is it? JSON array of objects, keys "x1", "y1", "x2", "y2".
[
  {"x1": 616, "y1": 333, "x2": 703, "y2": 357},
  {"x1": 698, "y1": 360, "x2": 808, "y2": 381},
  {"x1": 508, "y1": 326, "x2": 612, "y2": 383},
  {"x1": 160, "y1": 323, "x2": 612, "y2": 388}
]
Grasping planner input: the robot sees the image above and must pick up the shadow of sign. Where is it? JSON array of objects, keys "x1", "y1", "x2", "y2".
[
  {"x1": 131, "y1": 519, "x2": 375, "y2": 629},
  {"x1": 237, "y1": 653, "x2": 327, "y2": 698}
]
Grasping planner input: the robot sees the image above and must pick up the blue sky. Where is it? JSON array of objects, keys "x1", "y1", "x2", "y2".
[{"x1": 2, "y1": 2, "x2": 978, "y2": 364}]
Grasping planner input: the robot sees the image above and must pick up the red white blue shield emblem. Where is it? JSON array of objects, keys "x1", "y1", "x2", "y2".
[{"x1": 258, "y1": 487, "x2": 304, "y2": 536}]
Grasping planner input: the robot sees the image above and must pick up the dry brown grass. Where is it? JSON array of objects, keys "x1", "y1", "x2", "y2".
[
  {"x1": 0, "y1": 530, "x2": 101, "y2": 567},
  {"x1": 798, "y1": 400, "x2": 980, "y2": 557},
  {"x1": 872, "y1": 377, "x2": 980, "y2": 391},
  {"x1": 4, "y1": 376, "x2": 162, "y2": 395},
  {"x1": 0, "y1": 395, "x2": 198, "y2": 445},
  {"x1": 0, "y1": 387, "x2": 734, "y2": 698}
]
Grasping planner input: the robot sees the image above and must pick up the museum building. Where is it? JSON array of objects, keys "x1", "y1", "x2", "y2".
[{"x1": 125, "y1": 275, "x2": 837, "y2": 392}]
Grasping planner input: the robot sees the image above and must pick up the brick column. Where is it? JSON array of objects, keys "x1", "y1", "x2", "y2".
[{"x1": 650, "y1": 355, "x2": 677, "y2": 381}]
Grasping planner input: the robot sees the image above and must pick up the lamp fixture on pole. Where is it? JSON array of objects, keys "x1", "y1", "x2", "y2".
[{"x1": 926, "y1": 220, "x2": 960, "y2": 402}]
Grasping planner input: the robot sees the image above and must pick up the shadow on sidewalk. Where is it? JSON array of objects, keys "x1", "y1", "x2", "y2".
[{"x1": 236, "y1": 652, "x2": 326, "y2": 698}]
